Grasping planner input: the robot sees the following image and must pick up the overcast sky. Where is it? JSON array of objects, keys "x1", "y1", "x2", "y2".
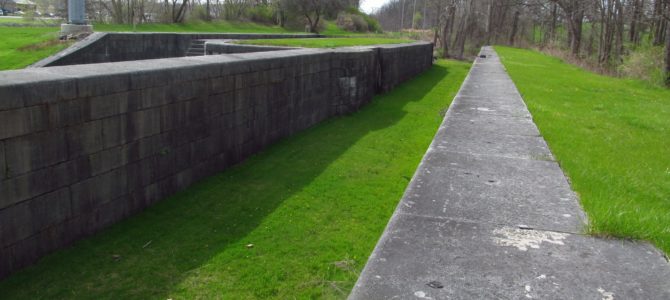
[{"x1": 360, "y1": 0, "x2": 392, "y2": 14}]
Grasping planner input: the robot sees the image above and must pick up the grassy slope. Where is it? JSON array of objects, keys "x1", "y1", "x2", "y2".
[
  {"x1": 0, "y1": 60, "x2": 470, "y2": 299},
  {"x1": 0, "y1": 26, "x2": 71, "y2": 70},
  {"x1": 236, "y1": 37, "x2": 411, "y2": 48},
  {"x1": 496, "y1": 46, "x2": 670, "y2": 254}
]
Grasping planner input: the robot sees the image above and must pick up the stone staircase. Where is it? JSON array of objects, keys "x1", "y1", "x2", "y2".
[{"x1": 185, "y1": 40, "x2": 206, "y2": 56}]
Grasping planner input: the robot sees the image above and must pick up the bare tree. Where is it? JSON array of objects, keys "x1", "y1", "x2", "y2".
[
  {"x1": 665, "y1": 0, "x2": 670, "y2": 86},
  {"x1": 281, "y1": 0, "x2": 346, "y2": 33}
]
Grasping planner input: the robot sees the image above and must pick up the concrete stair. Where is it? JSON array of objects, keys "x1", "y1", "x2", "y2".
[{"x1": 185, "y1": 40, "x2": 206, "y2": 56}]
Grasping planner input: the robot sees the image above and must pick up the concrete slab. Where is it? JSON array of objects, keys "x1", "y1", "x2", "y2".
[
  {"x1": 349, "y1": 47, "x2": 670, "y2": 299},
  {"x1": 398, "y1": 151, "x2": 585, "y2": 233},
  {"x1": 351, "y1": 214, "x2": 670, "y2": 300}
]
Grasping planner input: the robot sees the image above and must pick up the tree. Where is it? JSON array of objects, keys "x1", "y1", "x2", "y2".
[
  {"x1": 282, "y1": 0, "x2": 346, "y2": 33},
  {"x1": 665, "y1": 1, "x2": 670, "y2": 86},
  {"x1": 550, "y1": 0, "x2": 585, "y2": 56}
]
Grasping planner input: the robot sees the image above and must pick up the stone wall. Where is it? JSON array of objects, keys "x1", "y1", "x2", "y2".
[
  {"x1": 205, "y1": 41, "x2": 296, "y2": 55},
  {"x1": 30, "y1": 32, "x2": 323, "y2": 67},
  {"x1": 0, "y1": 42, "x2": 433, "y2": 278}
]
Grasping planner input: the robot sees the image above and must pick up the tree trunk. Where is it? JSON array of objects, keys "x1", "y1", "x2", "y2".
[
  {"x1": 509, "y1": 10, "x2": 520, "y2": 45},
  {"x1": 614, "y1": 0, "x2": 625, "y2": 60},
  {"x1": 665, "y1": 6, "x2": 670, "y2": 87},
  {"x1": 568, "y1": 10, "x2": 584, "y2": 56},
  {"x1": 441, "y1": 4, "x2": 455, "y2": 58},
  {"x1": 544, "y1": 2, "x2": 557, "y2": 45}
]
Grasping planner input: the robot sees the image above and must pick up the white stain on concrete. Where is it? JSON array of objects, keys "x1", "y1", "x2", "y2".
[
  {"x1": 476, "y1": 107, "x2": 494, "y2": 112},
  {"x1": 414, "y1": 291, "x2": 433, "y2": 299},
  {"x1": 597, "y1": 287, "x2": 615, "y2": 300},
  {"x1": 493, "y1": 227, "x2": 568, "y2": 251},
  {"x1": 524, "y1": 284, "x2": 532, "y2": 298}
]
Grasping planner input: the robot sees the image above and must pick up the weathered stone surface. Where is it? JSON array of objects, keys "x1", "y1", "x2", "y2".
[
  {"x1": 350, "y1": 47, "x2": 670, "y2": 299},
  {"x1": 5, "y1": 130, "x2": 68, "y2": 176},
  {"x1": 352, "y1": 214, "x2": 670, "y2": 299},
  {"x1": 0, "y1": 106, "x2": 48, "y2": 140}
]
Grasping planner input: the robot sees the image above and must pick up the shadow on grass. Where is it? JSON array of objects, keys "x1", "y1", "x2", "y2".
[{"x1": 0, "y1": 65, "x2": 450, "y2": 298}]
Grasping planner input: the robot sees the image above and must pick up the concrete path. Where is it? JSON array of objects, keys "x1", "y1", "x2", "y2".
[{"x1": 349, "y1": 47, "x2": 670, "y2": 299}]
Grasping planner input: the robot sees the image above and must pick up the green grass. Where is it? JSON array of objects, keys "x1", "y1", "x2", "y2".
[
  {"x1": 236, "y1": 37, "x2": 412, "y2": 48},
  {"x1": 94, "y1": 20, "x2": 352, "y2": 36},
  {"x1": 496, "y1": 46, "x2": 670, "y2": 254},
  {"x1": 0, "y1": 26, "x2": 71, "y2": 70},
  {"x1": 94, "y1": 20, "x2": 293, "y2": 34},
  {"x1": 0, "y1": 17, "x2": 62, "y2": 25},
  {"x1": 0, "y1": 60, "x2": 470, "y2": 299}
]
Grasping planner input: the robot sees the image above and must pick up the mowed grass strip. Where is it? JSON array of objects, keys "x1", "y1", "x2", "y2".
[
  {"x1": 236, "y1": 37, "x2": 412, "y2": 48},
  {"x1": 496, "y1": 46, "x2": 670, "y2": 254},
  {"x1": 0, "y1": 60, "x2": 470, "y2": 299},
  {"x1": 0, "y1": 26, "x2": 71, "y2": 70}
]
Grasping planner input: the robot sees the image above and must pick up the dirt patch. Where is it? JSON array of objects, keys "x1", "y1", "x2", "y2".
[{"x1": 18, "y1": 39, "x2": 72, "y2": 52}]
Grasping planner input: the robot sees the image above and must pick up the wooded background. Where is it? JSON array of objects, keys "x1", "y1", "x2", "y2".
[{"x1": 375, "y1": 0, "x2": 670, "y2": 86}]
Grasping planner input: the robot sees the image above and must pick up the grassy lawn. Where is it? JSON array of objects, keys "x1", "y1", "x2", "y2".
[
  {"x1": 94, "y1": 20, "x2": 292, "y2": 33},
  {"x1": 236, "y1": 37, "x2": 411, "y2": 48},
  {"x1": 0, "y1": 17, "x2": 62, "y2": 25},
  {"x1": 496, "y1": 46, "x2": 670, "y2": 254},
  {"x1": 0, "y1": 26, "x2": 72, "y2": 70},
  {"x1": 0, "y1": 60, "x2": 470, "y2": 299},
  {"x1": 94, "y1": 20, "x2": 352, "y2": 35}
]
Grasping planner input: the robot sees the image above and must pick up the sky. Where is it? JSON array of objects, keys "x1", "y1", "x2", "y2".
[{"x1": 360, "y1": 0, "x2": 392, "y2": 14}]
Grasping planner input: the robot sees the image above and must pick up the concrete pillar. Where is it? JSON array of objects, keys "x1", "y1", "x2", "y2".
[
  {"x1": 68, "y1": 0, "x2": 86, "y2": 25},
  {"x1": 61, "y1": 0, "x2": 93, "y2": 37}
]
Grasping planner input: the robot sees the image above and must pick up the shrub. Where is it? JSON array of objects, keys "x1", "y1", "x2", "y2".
[
  {"x1": 618, "y1": 45, "x2": 665, "y2": 86},
  {"x1": 337, "y1": 12, "x2": 367, "y2": 32},
  {"x1": 245, "y1": 5, "x2": 275, "y2": 24},
  {"x1": 336, "y1": 8, "x2": 382, "y2": 33}
]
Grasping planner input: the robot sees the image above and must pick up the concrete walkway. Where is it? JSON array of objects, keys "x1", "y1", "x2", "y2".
[{"x1": 349, "y1": 47, "x2": 670, "y2": 299}]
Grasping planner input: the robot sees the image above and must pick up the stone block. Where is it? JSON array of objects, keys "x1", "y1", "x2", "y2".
[
  {"x1": 0, "y1": 158, "x2": 89, "y2": 209},
  {"x1": 0, "y1": 246, "x2": 13, "y2": 279},
  {"x1": 132, "y1": 86, "x2": 170, "y2": 111},
  {"x1": 101, "y1": 114, "x2": 128, "y2": 149},
  {"x1": 6, "y1": 234, "x2": 40, "y2": 275},
  {"x1": 128, "y1": 108, "x2": 161, "y2": 140},
  {"x1": 23, "y1": 78, "x2": 78, "y2": 106},
  {"x1": 234, "y1": 88, "x2": 252, "y2": 111},
  {"x1": 5, "y1": 130, "x2": 68, "y2": 177},
  {"x1": 27, "y1": 188, "x2": 71, "y2": 238},
  {"x1": 0, "y1": 200, "x2": 32, "y2": 248},
  {"x1": 160, "y1": 102, "x2": 187, "y2": 132},
  {"x1": 48, "y1": 99, "x2": 85, "y2": 128},
  {"x1": 65, "y1": 120, "x2": 103, "y2": 158},
  {"x1": 209, "y1": 76, "x2": 235, "y2": 94},
  {"x1": 0, "y1": 105, "x2": 48, "y2": 140},
  {"x1": 88, "y1": 91, "x2": 132, "y2": 120},
  {"x1": 75, "y1": 73, "x2": 131, "y2": 98},
  {"x1": 0, "y1": 142, "x2": 5, "y2": 180},
  {"x1": 89, "y1": 145, "x2": 130, "y2": 176},
  {"x1": 70, "y1": 167, "x2": 128, "y2": 216},
  {"x1": 0, "y1": 85, "x2": 24, "y2": 111},
  {"x1": 168, "y1": 80, "x2": 207, "y2": 102},
  {"x1": 187, "y1": 99, "x2": 206, "y2": 122}
]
